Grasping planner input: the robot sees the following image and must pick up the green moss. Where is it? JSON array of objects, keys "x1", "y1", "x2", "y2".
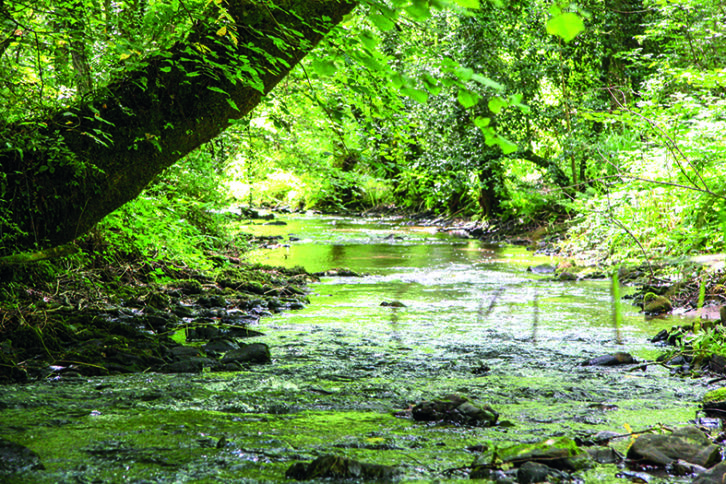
[{"x1": 703, "y1": 387, "x2": 726, "y2": 403}]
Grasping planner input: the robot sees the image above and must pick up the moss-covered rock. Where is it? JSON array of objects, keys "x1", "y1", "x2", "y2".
[
  {"x1": 472, "y1": 436, "x2": 592, "y2": 471},
  {"x1": 643, "y1": 292, "x2": 673, "y2": 314},
  {"x1": 286, "y1": 455, "x2": 400, "y2": 481},
  {"x1": 626, "y1": 426, "x2": 721, "y2": 468},
  {"x1": 412, "y1": 394, "x2": 498, "y2": 427}
]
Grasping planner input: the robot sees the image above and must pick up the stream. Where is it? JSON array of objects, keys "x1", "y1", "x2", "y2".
[{"x1": 0, "y1": 215, "x2": 712, "y2": 483}]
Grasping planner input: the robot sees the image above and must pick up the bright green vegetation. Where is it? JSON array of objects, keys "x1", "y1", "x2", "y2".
[
  {"x1": 0, "y1": 1, "x2": 724, "y2": 480},
  {"x1": 223, "y1": 0, "x2": 725, "y2": 263},
  {"x1": 0, "y1": 0, "x2": 722, "y2": 265}
]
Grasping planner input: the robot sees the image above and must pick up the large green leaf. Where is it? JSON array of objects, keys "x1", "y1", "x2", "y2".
[
  {"x1": 488, "y1": 96, "x2": 508, "y2": 114},
  {"x1": 546, "y1": 12, "x2": 584, "y2": 42},
  {"x1": 457, "y1": 88, "x2": 480, "y2": 108},
  {"x1": 369, "y1": 13, "x2": 395, "y2": 31},
  {"x1": 311, "y1": 59, "x2": 337, "y2": 76},
  {"x1": 495, "y1": 135, "x2": 518, "y2": 154},
  {"x1": 401, "y1": 87, "x2": 429, "y2": 104}
]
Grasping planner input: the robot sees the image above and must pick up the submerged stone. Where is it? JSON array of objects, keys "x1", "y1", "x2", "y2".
[
  {"x1": 203, "y1": 338, "x2": 239, "y2": 353},
  {"x1": 557, "y1": 271, "x2": 577, "y2": 281},
  {"x1": 161, "y1": 357, "x2": 218, "y2": 373},
  {"x1": 694, "y1": 461, "x2": 726, "y2": 483},
  {"x1": 0, "y1": 437, "x2": 44, "y2": 474},
  {"x1": 581, "y1": 352, "x2": 636, "y2": 366},
  {"x1": 286, "y1": 454, "x2": 400, "y2": 481},
  {"x1": 221, "y1": 342, "x2": 271, "y2": 364},
  {"x1": 626, "y1": 426, "x2": 721, "y2": 468},
  {"x1": 586, "y1": 446, "x2": 624, "y2": 464},
  {"x1": 472, "y1": 436, "x2": 591, "y2": 471},
  {"x1": 412, "y1": 394, "x2": 498, "y2": 426},
  {"x1": 528, "y1": 264, "x2": 556, "y2": 274},
  {"x1": 380, "y1": 300, "x2": 407, "y2": 308},
  {"x1": 516, "y1": 461, "x2": 567, "y2": 483}
]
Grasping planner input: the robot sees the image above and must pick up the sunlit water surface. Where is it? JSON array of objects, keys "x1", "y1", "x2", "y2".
[{"x1": 0, "y1": 215, "x2": 711, "y2": 483}]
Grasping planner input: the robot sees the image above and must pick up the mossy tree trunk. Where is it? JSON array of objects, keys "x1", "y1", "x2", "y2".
[{"x1": 0, "y1": 0, "x2": 356, "y2": 256}]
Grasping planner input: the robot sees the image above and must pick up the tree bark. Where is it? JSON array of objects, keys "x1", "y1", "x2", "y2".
[{"x1": 0, "y1": 0, "x2": 356, "y2": 256}]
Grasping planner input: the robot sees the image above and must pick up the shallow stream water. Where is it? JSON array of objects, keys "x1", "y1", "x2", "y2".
[{"x1": 0, "y1": 215, "x2": 712, "y2": 483}]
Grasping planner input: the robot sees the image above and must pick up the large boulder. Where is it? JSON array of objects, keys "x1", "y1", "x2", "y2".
[{"x1": 626, "y1": 426, "x2": 721, "y2": 468}]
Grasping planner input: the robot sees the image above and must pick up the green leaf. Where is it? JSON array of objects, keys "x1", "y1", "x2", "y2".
[
  {"x1": 471, "y1": 73, "x2": 504, "y2": 91},
  {"x1": 546, "y1": 12, "x2": 585, "y2": 42},
  {"x1": 457, "y1": 88, "x2": 480, "y2": 108},
  {"x1": 369, "y1": 13, "x2": 395, "y2": 31},
  {"x1": 495, "y1": 135, "x2": 518, "y2": 154},
  {"x1": 406, "y1": 0, "x2": 431, "y2": 20},
  {"x1": 488, "y1": 96, "x2": 508, "y2": 114},
  {"x1": 390, "y1": 73, "x2": 405, "y2": 89},
  {"x1": 474, "y1": 116, "x2": 490, "y2": 128},
  {"x1": 207, "y1": 86, "x2": 228, "y2": 95},
  {"x1": 311, "y1": 59, "x2": 337, "y2": 76},
  {"x1": 358, "y1": 31, "x2": 380, "y2": 50},
  {"x1": 453, "y1": 0, "x2": 480, "y2": 8},
  {"x1": 357, "y1": 53, "x2": 382, "y2": 71},
  {"x1": 226, "y1": 98, "x2": 239, "y2": 112},
  {"x1": 422, "y1": 74, "x2": 441, "y2": 95},
  {"x1": 401, "y1": 87, "x2": 429, "y2": 104},
  {"x1": 454, "y1": 66, "x2": 474, "y2": 81}
]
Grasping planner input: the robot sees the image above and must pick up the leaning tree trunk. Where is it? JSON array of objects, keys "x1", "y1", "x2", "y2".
[{"x1": 0, "y1": 0, "x2": 356, "y2": 256}]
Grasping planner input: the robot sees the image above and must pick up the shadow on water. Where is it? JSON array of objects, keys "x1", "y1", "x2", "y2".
[{"x1": 0, "y1": 215, "x2": 708, "y2": 483}]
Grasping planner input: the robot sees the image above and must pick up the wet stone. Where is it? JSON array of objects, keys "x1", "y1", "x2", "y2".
[
  {"x1": 285, "y1": 454, "x2": 400, "y2": 481},
  {"x1": 313, "y1": 268, "x2": 362, "y2": 277},
  {"x1": 557, "y1": 271, "x2": 577, "y2": 281},
  {"x1": 703, "y1": 387, "x2": 726, "y2": 417},
  {"x1": 381, "y1": 300, "x2": 407, "y2": 307},
  {"x1": 643, "y1": 293, "x2": 673, "y2": 314},
  {"x1": 203, "y1": 339, "x2": 239, "y2": 353},
  {"x1": 516, "y1": 461, "x2": 567, "y2": 483},
  {"x1": 186, "y1": 325, "x2": 222, "y2": 340},
  {"x1": 581, "y1": 352, "x2": 636, "y2": 366},
  {"x1": 226, "y1": 326, "x2": 265, "y2": 338},
  {"x1": 169, "y1": 346, "x2": 203, "y2": 358},
  {"x1": 0, "y1": 437, "x2": 44, "y2": 474},
  {"x1": 172, "y1": 304, "x2": 197, "y2": 318},
  {"x1": 160, "y1": 357, "x2": 218, "y2": 373},
  {"x1": 221, "y1": 342, "x2": 271, "y2": 364},
  {"x1": 141, "y1": 313, "x2": 174, "y2": 332},
  {"x1": 694, "y1": 461, "x2": 726, "y2": 484},
  {"x1": 196, "y1": 295, "x2": 227, "y2": 308},
  {"x1": 412, "y1": 394, "x2": 498, "y2": 427},
  {"x1": 626, "y1": 426, "x2": 721, "y2": 468},
  {"x1": 473, "y1": 436, "x2": 591, "y2": 471},
  {"x1": 177, "y1": 279, "x2": 204, "y2": 295},
  {"x1": 527, "y1": 264, "x2": 556, "y2": 274},
  {"x1": 586, "y1": 446, "x2": 624, "y2": 464}
]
